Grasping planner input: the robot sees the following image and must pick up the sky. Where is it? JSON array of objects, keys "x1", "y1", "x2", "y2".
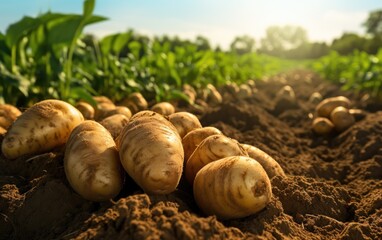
[{"x1": 1, "y1": 0, "x2": 381, "y2": 49}]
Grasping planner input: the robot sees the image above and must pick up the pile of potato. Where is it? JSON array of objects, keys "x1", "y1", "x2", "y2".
[
  {"x1": 312, "y1": 96, "x2": 363, "y2": 135},
  {"x1": 0, "y1": 94, "x2": 285, "y2": 220}
]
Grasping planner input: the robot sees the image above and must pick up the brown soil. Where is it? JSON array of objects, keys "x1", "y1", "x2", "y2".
[{"x1": 1, "y1": 70, "x2": 381, "y2": 240}]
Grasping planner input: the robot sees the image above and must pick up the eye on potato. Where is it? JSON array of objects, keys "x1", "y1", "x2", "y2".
[
  {"x1": 64, "y1": 120, "x2": 124, "y2": 202},
  {"x1": 151, "y1": 102, "x2": 175, "y2": 116},
  {"x1": 315, "y1": 96, "x2": 351, "y2": 118},
  {"x1": 2, "y1": 99, "x2": 84, "y2": 159},
  {"x1": 168, "y1": 112, "x2": 202, "y2": 138},
  {"x1": 185, "y1": 135, "x2": 248, "y2": 184},
  {"x1": 312, "y1": 117, "x2": 335, "y2": 135},
  {"x1": 193, "y1": 156, "x2": 272, "y2": 220},
  {"x1": 116, "y1": 111, "x2": 183, "y2": 194},
  {"x1": 241, "y1": 144, "x2": 286, "y2": 179},
  {"x1": 330, "y1": 106, "x2": 355, "y2": 132},
  {"x1": 0, "y1": 104, "x2": 21, "y2": 129}
]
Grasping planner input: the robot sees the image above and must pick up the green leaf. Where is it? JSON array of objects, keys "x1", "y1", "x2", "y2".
[{"x1": 83, "y1": 0, "x2": 95, "y2": 19}]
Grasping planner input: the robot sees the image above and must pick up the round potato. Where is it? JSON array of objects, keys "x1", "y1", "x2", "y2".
[
  {"x1": 308, "y1": 92, "x2": 323, "y2": 105},
  {"x1": 121, "y1": 92, "x2": 148, "y2": 114},
  {"x1": 0, "y1": 104, "x2": 21, "y2": 129},
  {"x1": 64, "y1": 121, "x2": 124, "y2": 201},
  {"x1": 315, "y1": 96, "x2": 351, "y2": 118},
  {"x1": 97, "y1": 106, "x2": 132, "y2": 121},
  {"x1": 151, "y1": 102, "x2": 175, "y2": 116},
  {"x1": 242, "y1": 144, "x2": 286, "y2": 179},
  {"x1": 168, "y1": 112, "x2": 202, "y2": 138},
  {"x1": 75, "y1": 101, "x2": 95, "y2": 120},
  {"x1": 2, "y1": 99, "x2": 84, "y2": 159},
  {"x1": 193, "y1": 156, "x2": 272, "y2": 220},
  {"x1": 99, "y1": 114, "x2": 130, "y2": 139},
  {"x1": 312, "y1": 117, "x2": 335, "y2": 135},
  {"x1": 330, "y1": 106, "x2": 355, "y2": 132}
]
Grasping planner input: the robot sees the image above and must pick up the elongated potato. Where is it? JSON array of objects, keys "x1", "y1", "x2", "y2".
[
  {"x1": 100, "y1": 114, "x2": 130, "y2": 139},
  {"x1": 193, "y1": 156, "x2": 272, "y2": 220},
  {"x1": 186, "y1": 135, "x2": 248, "y2": 184},
  {"x1": 182, "y1": 127, "x2": 223, "y2": 163},
  {"x1": 2, "y1": 99, "x2": 84, "y2": 159},
  {"x1": 151, "y1": 102, "x2": 175, "y2": 116},
  {"x1": 116, "y1": 113, "x2": 184, "y2": 194},
  {"x1": 64, "y1": 121, "x2": 123, "y2": 201},
  {"x1": 242, "y1": 144, "x2": 286, "y2": 179},
  {"x1": 0, "y1": 104, "x2": 21, "y2": 129},
  {"x1": 312, "y1": 117, "x2": 334, "y2": 135},
  {"x1": 315, "y1": 96, "x2": 351, "y2": 118},
  {"x1": 168, "y1": 112, "x2": 202, "y2": 138},
  {"x1": 330, "y1": 106, "x2": 355, "y2": 132},
  {"x1": 75, "y1": 101, "x2": 95, "y2": 120}
]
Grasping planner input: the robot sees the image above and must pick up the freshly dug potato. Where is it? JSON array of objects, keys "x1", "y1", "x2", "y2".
[
  {"x1": 95, "y1": 101, "x2": 116, "y2": 121},
  {"x1": 116, "y1": 113, "x2": 183, "y2": 194},
  {"x1": 237, "y1": 84, "x2": 253, "y2": 99},
  {"x1": 182, "y1": 127, "x2": 223, "y2": 163},
  {"x1": 121, "y1": 92, "x2": 148, "y2": 114},
  {"x1": 330, "y1": 106, "x2": 355, "y2": 132},
  {"x1": 75, "y1": 101, "x2": 95, "y2": 120},
  {"x1": 308, "y1": 92, "x2": 323, "y2": 105},
  {"x1": 276, "y1": 85, "x2": 296, "y2": 102},
  {"x1": 315, "y1": 96, "x2": 351, "y2": 118},
  {"x1": 151, "y1": 102, "x2": 175, "y2": 116},
  {"x1": 312, "y1": 117, "x2": 335, "y2": 135},
  {"x1": 168, "y1": 112, "x2": 202, "y2": 138},
  {"x1": 0, "y1": 126, "x2": 6, "y2": 135},
  {"x1": 100, "y1": 114, "x2": 130, "y2": 139},
  {"x1": 206, "y1": 84, "x2": 222, "y2": 106},
  {"x1": 93, "y1": 96, "x2": 114, "y2": 105},
  {"x1": 0, "y1": 104, "x2": 21, "y2": 129},
  {"x1": 193, "y1": 156, "x2": 272, "y2": 220},
  {"x1": 242, "y1": 144, "x2": 286, "y2": 179},
  {"x1": 186, "y1": 135, "x2": 248, "y2": 184},
  {"x1": 247, "y1": 79, "x2": 256, "y2": 88},
  {"x1": 64, "y1": 121, "x2": 124, "y2": 201},
  {"x1": 349, "y1": 108, "x2": 366, "y2": 121},
  {"x1": 2, "y1": 99, "x2": 84, "y2": 159},
  {"x1": 97, "y1": 106, "x2": 132, "y2": 121}
]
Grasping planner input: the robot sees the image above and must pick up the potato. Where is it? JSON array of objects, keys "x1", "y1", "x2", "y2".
[
  {"x1": 64, "y1": 121, "x2": 124, "y2": 201},
  {"x1": 168, "y1": 112, "x2": 202, "y2": 138},
  {"x1": 206, "y1": 84, "x2": 222, "y2": 106},
  {"x1": 237, "y1": 84, "x2": 253, "y2": 99},
  {"x1": 308, "y1": 92, "x2": 323, "y2": 105},
  {"x1": 312, "y1": 117, "x2": 334, "y2": 135},
  {"x1": 242, "y1": 144, "x2": 286, "y2": 179},
  {"x1": 193, "y1": 156, "x2": 272, "y2": 220},
  {"x1": 121, "y1": 92, "x2": 148, "y2": 114},
  {"x1": 247, "y1": 79, "x2": 256, "y2": 88},
  {"x1": 75, "y1": 101, "x2": 95, "y2": 120},
  {"x1": 349, "y1": 108, "x2": 366, "y2": 121},
  {"x1": 2, "y1": 99, "x2": 84, "y2": 159},
  {"x1": 0, "y1": 104, "x2": 21, "y2": 129},
  {"x1": 276, "y1": 85, "x2": 296, "y2": 102},
  {"x1": 0, "y1": 126, "x2": 6, "y2": 135},
  {"x1": 116, "y1": 113, "x2": 183, "y2": 194},
  {"x1": 95, "y1": 102, "x2": 116, "y2": 121},
  {"x1": 182, "y1": 127, "x2": 223, "y2": 163},
  {"x1": 330, "y1": 106, "x2": 355, "y2": 132},
  {"x1": 97, "y1": 106, "x2": 132, "y2": 121},
  {"x1": 100, "y1": 114, "x2": 130, "y2": 139},
  {"x1": 315, "y1": 96, "x2": 351, "y2": 118},
  {"x1": 151, "y1": 102, "x2": 175, "y2": 116},
  {"x1": 185, "y1": 135, "x2": 248, "y2": 184},
  {"x1": 93, "y1": 96, "x2": 114, "y2": 105}
]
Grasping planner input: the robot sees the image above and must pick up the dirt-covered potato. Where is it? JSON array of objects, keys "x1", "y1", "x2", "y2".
[
  {"x1": 97, "y1": 106, "x2": 132, "y2": 121},
  {"x1": 168, "y1": 112, "x2": 202, "y2": 138},
  {"x1": 2, "y1": 99, "x2": 84, "y2": 159},
  {"x1": 75, "y1": 101, "x2": 95, "y2": 120},
  {"x1": 330, "y1": 106, "x2": 355, "y2": 132},
  {"x1": 315, "y1": 96, "x2": 351, "y2": 118},
  {"x1": 185, "y1": 135, "x2": 248, "y2": 184},
  {"x1": 0, "y1": 104, "x2": 21, "y2": 129},
  {"x1": 349, "y1": 108, "x2": 366, "y2": 121},
  {"x1": 151, "y1": 102, "x2": 175, "y2": 116},
  {"x1": 193, "y1": 156, "x2": 272, "y2": 220},
  {"x1": 99, "y1": 114, "x2": 130, "y2": 139},
  {"x1": 276, "y1": 85, "x2": 296, "y2": 102},
  {"x1": 116, "y1": 112, "x2": 184, "y2": 194},
  {"x1": 312, "y1": 117, "x2": 335, "y2": 135},
  {"x1": 64, "y1": 121, "x2": 124, "y2": 202},
  {"x1": 121, "y1": 92, "x2": 148, "y2": 114},
  {"x1": 308, "y1": 92, "x2": 323, "y2": 105},
  {"x1": 206, "y1": 84, "x2": 222, "y2": 106},
  {"x1": 237, "y1": 84, "x2": 253, "y2": 99},
  {"x1": 242, "y1": 144, "x2": 286, "y2": 179},
  {"x1": 182, "y1": 126, "x2": 223, "y2": 163}
]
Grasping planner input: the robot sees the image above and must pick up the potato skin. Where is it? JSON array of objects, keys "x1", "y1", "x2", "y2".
[
  {"x1": 151, "y1": 102, "x2": 175, "y2": 116},
  {"x1": 182, "y1": 127, "x2": 223, "y2": 163},
  {"x1": 168, "y1": 112, "x2": 202, "y2": 138},
  {"x1": 242, "y1": 144, "x2": 286, "y2": 179},
  {"x1": 315, "y1": 96, "x2": 351, "y2": 118},
  {"x1": 330, "y1": 106, "x2": 355, "y2": 132},
  {"x1": 186, "y1": 135, "x2": 248, "y2": 184},
  {"x1": 116, "y1": 114, "x2": 184, "y2": 194},
  {"x1": 64, "y1": 121, "x2": 124, "y2": 201},
  {"x1": 193, "y1": 156, "x2": 272, "y2": 220},
  {"x1": 75, "y1": 102, "x2": 95, "y2": 120},
  {"x1": 2, "y1": 99, "x2": 84, "y2": 159},
  {"x1": 0, "y1": 104, "x2": 21, "y2": 129},
  {"x1": 312, "y1": 117, "x2": 335, "y2": 135}
]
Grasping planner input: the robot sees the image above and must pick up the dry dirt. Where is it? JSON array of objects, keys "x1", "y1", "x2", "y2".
[{"x1": 1, "y1": 70, "x2": 381, "y2": 240}]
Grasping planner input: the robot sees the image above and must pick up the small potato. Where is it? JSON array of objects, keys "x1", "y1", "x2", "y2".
[
  {"x1": 349, "y1": 108, "x2": 366, "y2": 121},
  {"x1": 64, "y1": 121, "x2": 124, "y2": 201},
  {"x1": 97, "y1": 106, "x2": 132, "y2": 121},
  {"x1": 308, "y1": 92, "x2": 323, "y2": 105},
  {"x1": 168, "y1": 112, "x2": 202, "y2": 138},
  {"x1": 193, "y1": 156, "x2": 272, "y2": 220},
  {"x1": 2, "y1": 99, "x2": 84, "y2": 159},
  {"x1": 121, "y1": 92, "x2": 148, "y2": 114},
  {"x1": 330, "y1": 106, "x2": 355, "y2": 132},
  {"x1": 182, "y1": 127, "x2": 223, "y2": 163},
  {"x1": 0, "y1": 104, "x2": 21, "y2": 129},
  {"x1": 151, "y1": 102, "x2": 175, "y2": 116},
  {"x1": 100, "y1": 114, "x2": 130, "y2": 139},
  {"x1": 242, "y1": 144, "x2": 286, "y2": 179},
  {"x1": 276, "y1": 85, "x2": 296, "y2": 103},
  {"x1": 185, "y1": 135, "x2": 248, "y2": 184},
  {"x1": 93, "y1": 96, "x2": 114, "y2": 105},
  {"x1": 75, "y1": 101, "x2": 95, "y2": 120},
  {"x1": 237, "y1": 84, "x2": 253, "y2": 99},
  {"x1": 315, "y1": 96, "x2": 351, "y2": 118},
  {"x1": 312, "y1": 117, "x2": 335, "y2": 135},
  {"x1": 206, "y1": 84, "x2": 223, "y2": 106},
  {"x1": 0, "y1": 126, "x2": 6, "y2": 135},
  {"x1": 116, "y1": 113, "x2": 183, "y2": 194}
]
